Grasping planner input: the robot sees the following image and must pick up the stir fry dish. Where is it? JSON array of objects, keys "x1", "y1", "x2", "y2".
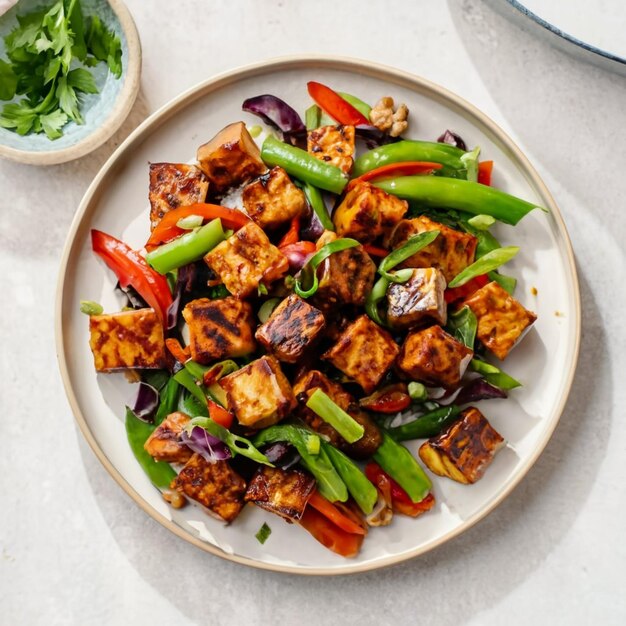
[{"x1": 83, "y1": 81, "x2": 542, "y2": 558}]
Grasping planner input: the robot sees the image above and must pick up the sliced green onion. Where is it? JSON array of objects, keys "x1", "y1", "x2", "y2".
[
  {"x1": 146, "y1": 218, "x2": 225, "y2": 274},
  {"x1": 80, "y1": 300, "x2": 103, "y2": 315},
  {"x1": 470, "y1": 358, "x2": 521, "y2": 390},
  {"x1": 407, "y1": 382, "x2": 428, "y2": 402},
  {"x1": 467, "y1": 214, "x2": 496, "y2": 230},
  {"x1": 460, "y1": 146, "x2": 481, "y2": 183},
  {"x1": 176, "y1": 214, "x2": 203, "y2": 230},
  {"x1": 255, "y1": 522, "x2": 272, "y2": 544},
  {"x1": 448, "y1": 246, "x2": 519, "y2": 288},
  {"x1": 305, "y1": 433, "x2": 321, "y2": 455},
  {"x1": 257, "y1": 283, "x2": 268, "y2": 296},
  {"x1": 258, "y1": 297, "x2": 281, "y2": 323},
  {"x1": 294, "y1": 238, "x2": 359, "y2": 298},
  {"x1": 488, "y1": 270, "x2": 517, "y2": 294},
  {"x1": 248, "y1": 124, "x2": 262, "y2": 138},
  {"x1": 305, "y1": 104, "x2": 320, "y2": 130},
  {"x1": 303, "y1": 181, "x2": 334, "y2": 230},
  {"x1": 447, "y1": 305, "x2": 478, "y2": 349},
  {"x1": 187, "y1": 417, "x2": 273, "y2": 466},
  {"x1": 306, "y1": 389, "x2": 364, "y2": 443},
  {"x1": 378, "y1": 230, "x2": 440, "y2": 282}
]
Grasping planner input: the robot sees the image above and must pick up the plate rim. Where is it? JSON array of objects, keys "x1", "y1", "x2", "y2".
[
  {"x1": 0, "y1": 0, "x2": 142, "y2": 166},
  {"x1": 55, "y1": 54, "x2": 581, "y2": 576}
]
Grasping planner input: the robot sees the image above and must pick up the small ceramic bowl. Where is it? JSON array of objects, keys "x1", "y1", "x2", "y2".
[{"x1": 0, "y1": 0, "x2": 141, "y2": 165}]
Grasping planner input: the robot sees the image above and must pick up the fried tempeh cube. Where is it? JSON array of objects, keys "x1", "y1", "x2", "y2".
[
  {"x1": 144, "y1": 412, "x2": 192, "y2": 464},
  {"x1": 148, "y1": 163, "x2": 209, "y2": 230},
  {"x1": 88, "y1": 308, "x2": 166, "y2": 372},
  {"x1": 461, "y1": 281, "x2": 537, "y2": 360},
  {"x1": 387, "y1": 268, "x2": 447, "y2": 330},
  {"x1": 311, "y1": 234, "x2": 376, "y2": 310},
  {"x1": 396, "y1": 325, "x2": 473, "y2": 388},
  {"x1": 307, "y1": 124, "x2": 356, "y2": 174},
  {"x1": 196, "y1": 121, "x2": 267, "y2": 194},
  {"x1": 244, "y1": 466, "x2": 316, "y2": 522},
  {"x1": 171, "y1": 454, "x2": 247, "y2": 523},
  {"x1": 204, "y1": 222, "x2": 289, "y2": 298},
  {"x1": 293, "y1": 370, "x2": 382, "y2": 459},
  {"x1": 333, "y1": 180, "x2": 408, "y2": 243},
  {"x1": 255, "y1": 294, "x2": 325, "y2": 363},
  {"x1": 219, "y1": 356, "x2": 296, "y2": 429},
  {"x1": 182, "y1": 297, "x2": 256, "y2": 364},
  {"x1": 419, "y1": 407, "x2": 504, "y2": 484},
  {"x1": 242, "y1": 166, "x2": 307, "y2": 230},
  {"x1": 384, "y1": 215, "x2": 477, "y2": 283},
  {"x1": 323, "y1": 315, "x2": 399, "y2": 394}
]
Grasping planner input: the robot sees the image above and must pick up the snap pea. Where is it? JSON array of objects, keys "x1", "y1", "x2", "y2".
[
  {"x1": 321, "y1": 441, "x2": 378, "y2": 515},
  {"x1": 375, "y1": 177, "x2": 544, "y2": 226},
  {"x1": 146, "y1": 219, "x2": 225, "y2": 274},
  {"x1": 388, "y1": 405, "x2": 462, "y2": 441},
  {"x1": 253, "y1": 425, "x2": 348, "y2": 503},
  {"x1": 303, "y1": 181, "x2": 334, "y2": 230},
  {"x1": 353, "y1": 140, "x2": 468, "y2": 178},
  {"x1": 261, "y1": 135, "x2": 349, "y2": 194},
  {"x1": 125, "y1": 408, "x2": 177, "y2": 489},
  {"x1": 173, "y1": 367, "x2": 206, "y2": 405},
  {"x1": 188, "y1": 417, "x2": 272, "y2": 466},
  {"x1": 373, "y1": 431, "x2": 432, "y2": 503},
  {"x1": 154, "y1": 377, "x2": 181, "y2": 425},
  {"x1": 470, "y1": 358, "x2": 521, "y2": 390},
  {"x1": 448, "y1": 246, "x2": 519, "y2": 288},
  {"x1": 305, "y1": 105, "x2": 320, "y2": 130}
]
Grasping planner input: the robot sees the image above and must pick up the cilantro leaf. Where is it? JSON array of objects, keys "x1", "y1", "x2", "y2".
[
  {"x1": 0, "y1": 60, "x2": 17, "y2": 100},
  {"x1": 67, "y1": 68, "x2": 98, "y2": 94},
  {"x1": 40, "y1": 109, "x2": 69, "y2": 139}
]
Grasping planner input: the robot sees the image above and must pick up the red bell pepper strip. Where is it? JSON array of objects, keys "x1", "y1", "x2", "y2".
[
  {"x1": 365, "y1": 462, "x2": 435, "y2": 517},
  {"x1": 208, "y1": 399, "x2": 233, "y2": 429},
  {"x1": 165, "y1": 338, "x2": 190, "y2": 364},
  {"x1": 145, "y1": 204, "x2": 250, "y2": 251},
  {"x1": 478, "y1": 160, "x2": 493, "y2": 186},
  {"x1": 307, "y1": 81, "x2": 370, "y2": 126},
  {"x1": 444, "y1": 273, "x2": 489, "y2": 303},
  {"x1": 363, "y1": 244, "x2": 389, "y2": 258},
  {"x1": 307, "y1": 491, "x2": 366, "y2": 535},
  {"x1": 279, "y1": 240, "x2": 316, "y2": 272},
  {"x1": 298, "y1": 507, "x2": 364, "y2": 557},
  {"x1": 355, "y1": 161, "x2": 443, "y2": 183},
  {"x1": 278, "y1": 215, "x2": 301, "y2": 247},
  {"x1": 359, "y1": 384, "x2": 411, "y2": 413},
  {"x1": 91, "y1": 230, "x2": 173, "y2": 322}
]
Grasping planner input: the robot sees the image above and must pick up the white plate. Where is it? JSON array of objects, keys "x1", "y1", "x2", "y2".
[{"x1": 55, "y1": 56, "x2": 580, "y2": 575}]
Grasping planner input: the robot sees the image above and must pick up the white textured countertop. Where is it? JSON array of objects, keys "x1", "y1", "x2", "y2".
[{"x1": 1, "y1": 1, "x2": 625, "y2": 624}]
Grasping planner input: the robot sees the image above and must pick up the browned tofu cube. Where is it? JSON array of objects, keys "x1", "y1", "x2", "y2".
[
  {"x1": 182, "y1": 297, "x2": 256, "y2": 364},
  {"x1": 419, "y1": 407, "x2": 504, "y2": 484},
  {"x1": 323, "y1": 315, "x2": 400, "y2": 394},
  {"x1": 384, "y1": 216, "x2": 477, "y2": 283},
  {"x1": 255, "y1": 295, "x2": 325, "y2": 363},
  {"x1": 311, "y1": 238, "x2": 376, "y2": 310},
  {"x1": 244, "y1": 466, "x2": 316, "y2": 522},
  {"x1": 461, "y1": 281, "x2": 537, "y2": 360},
  {"x1": 88, "y1": 308, "x2": 166, "y2": 372},
  {"x1": 219, "y1": 356, "x2": 296, "y2": 429},
  {"x1": 242, "y1": 166, "x2": 307, "y2": 230},
  {"x1": 307, "y1": 124, "x2": 355, "y2": 174},
  {"x1": 397, "y1": 325, "x2": 473, "y2": 388},
  {"x1": 171, "y1": 454, "x2": 246, "y2": 523},
  {"x1": 333, "y1": 180, "x2": 408, "y2": 243},
  {"x1": 204, "y1": 222, "x2": 289, "y2": 298},
  {"x1": 148, "y1": 163, "x2": 209, "y2": 230},
  {"x1": 197, "y1": 121, "x2": 267, "y2": 193},
  {"x1": 144, "y1": 412, "x2": 192, "y2": 463},
  {"x1": 387, "y1": 268, "x2": 447, "y2": 330},
  {"x1": 293, "y1": 370, "x2": 382, "y2": 459}
]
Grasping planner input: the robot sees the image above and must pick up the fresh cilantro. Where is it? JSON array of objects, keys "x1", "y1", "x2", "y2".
[{"x1": 0, "y1": 0, "x2": 123, "y2": 140}]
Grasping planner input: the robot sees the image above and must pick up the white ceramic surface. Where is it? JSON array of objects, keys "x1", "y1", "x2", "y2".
[{"x1": 56, "y1": 57, "x2": 579, "y2": 574}]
